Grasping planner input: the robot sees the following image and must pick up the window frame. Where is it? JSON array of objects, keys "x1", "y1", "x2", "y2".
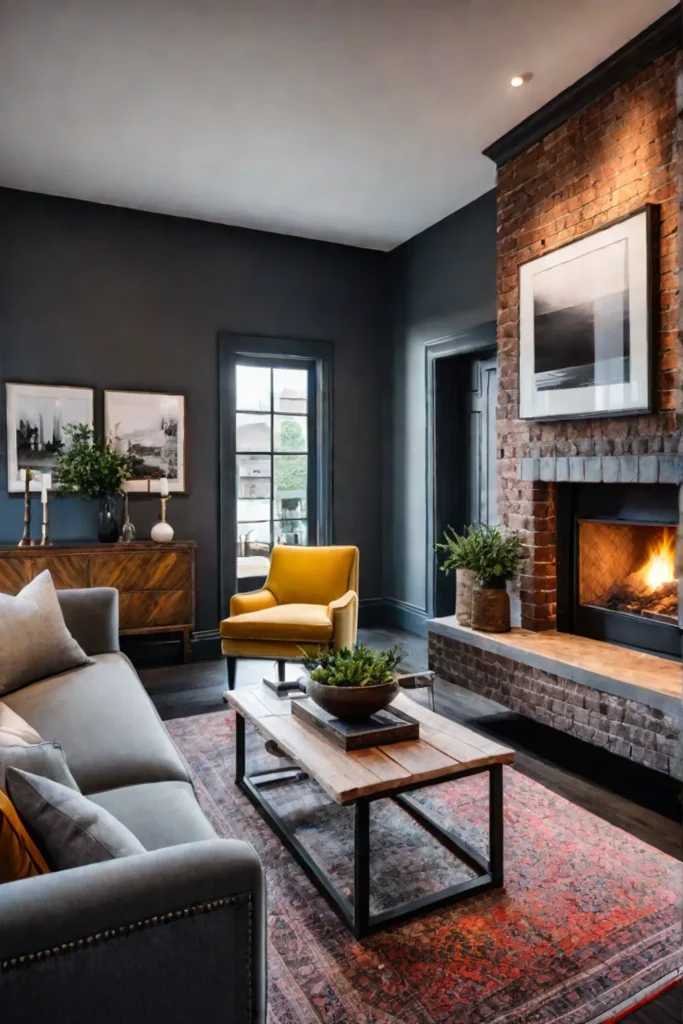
[
  {"x1": 235, "y1": 355, "x2": 314, "y2": 557},
  {"x1": 218, "y1": 333, "x2": 333, "y2": 618}
]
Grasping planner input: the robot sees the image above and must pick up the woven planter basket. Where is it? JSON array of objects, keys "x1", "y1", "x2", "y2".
[
  {"x1": 455, "y1": 569, "x2": 476, "y2": 626},
  {"x1": 471, "y1": 582, "x2": 511, "y2": 633}
]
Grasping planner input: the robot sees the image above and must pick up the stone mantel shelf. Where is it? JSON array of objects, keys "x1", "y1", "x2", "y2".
[
  {"x1": 519, "y1": 454, "x2": 682, "y2": 485},
  {"x1": 427, "y1": 618, "x2": 681, "y2": 718}
]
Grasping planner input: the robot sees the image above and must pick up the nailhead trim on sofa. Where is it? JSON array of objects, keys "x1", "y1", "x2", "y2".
[{"x1": 1, "y1": 890, "x2": 253, "y2": 1018}]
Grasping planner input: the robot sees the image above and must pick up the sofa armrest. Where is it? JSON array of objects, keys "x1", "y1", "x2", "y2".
[
  {"x1": 329, "y1": 590, "x2": 358, "y2": 650},
  {"x1": 57, "y1": 588, "x2": 120, "y2": 655},
  {"x1": 229, "y1": 589, "x2": 277, "y2": 617},
  {"x1": 0, "y1": 839, "x2": 266, "y2": 1024}
]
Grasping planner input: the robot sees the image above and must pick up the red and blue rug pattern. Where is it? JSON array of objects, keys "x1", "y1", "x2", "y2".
[{"x1": 167, "y1": 710, "x2": 682, "y2": 1024}]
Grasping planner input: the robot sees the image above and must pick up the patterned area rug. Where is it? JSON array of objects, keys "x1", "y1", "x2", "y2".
[{"x1": 167, "y1": 709, "x2": 682, "y2": 1024}]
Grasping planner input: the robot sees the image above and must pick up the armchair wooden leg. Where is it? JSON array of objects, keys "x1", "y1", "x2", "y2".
[
  {"x1": 277, "y1": 660, "x2": 286, "y2": 683},
  {"x1": 225, "y1": 656, "x2": 237, "y2": 693}
]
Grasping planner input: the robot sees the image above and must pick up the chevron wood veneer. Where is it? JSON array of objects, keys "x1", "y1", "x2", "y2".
[{"x1": 0, "y1": 542, "x2": 196, "y2": 660}]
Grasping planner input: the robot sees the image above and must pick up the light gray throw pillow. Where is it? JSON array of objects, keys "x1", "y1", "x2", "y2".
[
  {"x1": 0, "y1": 702, "x2": 42, "y2": 746},
  {"x1": 0, "y1": 570, "x2": 92, "y2": 695},
  {"x1": 0, "y1": 742, "x2": 79, "y2": 794},
  {"x1": 6, "y1": 768, "x2": 145, "y2": 871}
]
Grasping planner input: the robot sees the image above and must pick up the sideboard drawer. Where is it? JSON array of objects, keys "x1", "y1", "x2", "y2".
[
  {"x1": 30, "y1": 555, "x2": 89, "y2": 590},
  {"x1": 0, "y1": 558, "x2": 31, "y2": 595},
  {"x1": 0, "y1": 542, "x2": 196, "y2": 660},
  {"x1": 119, "y1": 590, "x2": 193, "y2": 631},
  {"x1": 90, "y1": 551, "x2": 193, "y2": 592}
]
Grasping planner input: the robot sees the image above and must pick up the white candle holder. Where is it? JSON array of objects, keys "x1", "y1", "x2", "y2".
[
  {"x1": 151, "y1": 494, "x2": 174, "y2": 543},
  {"x1": 39, "y1": 472, "x2": 52, "y2": 547}
]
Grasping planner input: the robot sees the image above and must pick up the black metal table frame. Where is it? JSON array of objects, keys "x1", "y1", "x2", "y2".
[{"x1": 235, "y1": 711, "x2": 504, "y2": 939}]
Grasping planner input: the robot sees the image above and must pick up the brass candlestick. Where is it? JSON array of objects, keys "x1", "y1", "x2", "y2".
[{"x1": 18, "y1": 470, "x2": 35, "y2": 547}]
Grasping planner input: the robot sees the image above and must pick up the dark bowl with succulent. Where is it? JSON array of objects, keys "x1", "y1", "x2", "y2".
[{"x1": 302, "y1": 642, "x2": 403, "y2": 721}]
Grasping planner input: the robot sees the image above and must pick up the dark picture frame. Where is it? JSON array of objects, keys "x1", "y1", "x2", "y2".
[
  {"x1": 5, "y1": 382, "x2": 95, "y2": 493},
  {"x1": 519, "y1": 205, "x2": 654, "y2": 420},
  {"x1": 104, "y1": 389, "x2": 187, "y2": 493}
]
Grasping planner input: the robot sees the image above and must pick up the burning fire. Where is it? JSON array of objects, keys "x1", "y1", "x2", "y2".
[{"x1": 639, "y1": 530, "x2": 676, "y2": 592}]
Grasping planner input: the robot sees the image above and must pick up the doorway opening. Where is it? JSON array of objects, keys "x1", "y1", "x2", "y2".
[{"x1": 427, "y1": 324, "x2": 497, "y2": 619}]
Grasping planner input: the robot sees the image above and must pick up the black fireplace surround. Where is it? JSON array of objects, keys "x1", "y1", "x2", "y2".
[{"x1": 556, "y1": 483, "x2": 680, "y2": 659}]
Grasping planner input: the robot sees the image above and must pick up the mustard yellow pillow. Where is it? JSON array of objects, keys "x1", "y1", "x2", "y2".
[{"x1": 0, "y1": 789, "x2": 50, "y2": 884}]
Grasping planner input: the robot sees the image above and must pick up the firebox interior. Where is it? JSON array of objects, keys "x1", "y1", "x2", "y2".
[{"x1": 578, "y1": 521, "x2": 677, "y2": 624}]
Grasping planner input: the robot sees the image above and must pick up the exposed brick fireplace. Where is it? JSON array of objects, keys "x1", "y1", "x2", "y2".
[
  {"x1": 496, "y1": 51, "x2": 680, "y2": 631},
  {"x1": 428, "y1": 34, "x2": 682, "y2": 778}
]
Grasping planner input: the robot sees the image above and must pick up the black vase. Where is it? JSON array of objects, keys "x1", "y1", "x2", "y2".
[{"x1": 97, "y1": 494, "x2": 119, "y2": 543}]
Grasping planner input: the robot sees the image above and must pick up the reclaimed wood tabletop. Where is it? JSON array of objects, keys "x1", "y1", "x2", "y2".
[{"x1": 226, "y1": 686, "x2": 515, "y2": 805}]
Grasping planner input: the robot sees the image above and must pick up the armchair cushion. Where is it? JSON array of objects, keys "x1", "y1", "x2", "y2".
[
  {"x1": 229, "y1": 589, "x2": 277, "y2": 617},
  {"x1": 328, "y1": 590, "x2": 359, "y2": 651},
  {"x1": 266, "y1": 545, "x2": 358, "y2": 606},
  {"x1": 220, "y1": 604, "x2": 333, "y2": 644}
]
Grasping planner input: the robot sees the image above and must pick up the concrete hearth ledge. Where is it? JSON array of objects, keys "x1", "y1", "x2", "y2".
[{"x1": 427, "y1": 618, "x2": 681, "y2": 718}]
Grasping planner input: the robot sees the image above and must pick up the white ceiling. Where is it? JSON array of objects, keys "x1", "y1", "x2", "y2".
[{"x1": 0, "y1": 0, "x2": 673, "y2": 250}]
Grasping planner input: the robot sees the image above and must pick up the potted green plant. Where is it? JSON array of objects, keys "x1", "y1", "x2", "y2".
[
  {"x1": 55, "y1": 424, "x2": 137, "y2": 543},
  {"x1": 467, "y1": 525, "x2": 525, "y2": 633},
  {"x1": 435, "y1": 525, "x2": 481, "y2": 626},
  {"x1": 302, "y1": 642, "x2": 403, "y2": 721}
]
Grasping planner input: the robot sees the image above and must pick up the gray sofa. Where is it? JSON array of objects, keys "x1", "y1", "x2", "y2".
[{"x1": 0, "y1": 588, "x2": 266, "y2": 1024}]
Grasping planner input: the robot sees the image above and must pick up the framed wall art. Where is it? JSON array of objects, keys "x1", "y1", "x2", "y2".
[
  {"x1": 5, "y1": 382, "x2": 94, "y2": 493},
  {"x1": 104, "y1": 389, "x2": 187, "y2": 493},
  {"x1": 519, "y1": 206, "x2": 653, "y2": 420}
]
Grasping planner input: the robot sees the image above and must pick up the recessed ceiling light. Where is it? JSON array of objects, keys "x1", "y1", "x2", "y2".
[{"x1": 511, "y1": 72, "x2": 532, "y2": 88}]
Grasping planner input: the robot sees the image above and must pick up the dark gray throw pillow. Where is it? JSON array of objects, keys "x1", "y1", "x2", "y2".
[
  {"x1": 0, "y1": 741, "x2": 79, "y2": 794},
  {"x1": 6, "y1": 768, "x2": 145, "y2": 870}
]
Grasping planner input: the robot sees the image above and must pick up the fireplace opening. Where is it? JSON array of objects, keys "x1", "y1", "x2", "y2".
[
  {"x1": 557, "y1": 483, "x2": 680, "y2": 659},
  {"x1": 578, "y1": 522, "x2": 677, "y2": 625}
]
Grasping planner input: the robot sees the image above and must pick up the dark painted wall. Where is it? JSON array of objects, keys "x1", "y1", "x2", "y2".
[
  {"x1": 0, "y1": 189, "x2": 388, "y2": 631},
  {"x1": 384, "y1": 190, "x2": 497, "y2": 626}
]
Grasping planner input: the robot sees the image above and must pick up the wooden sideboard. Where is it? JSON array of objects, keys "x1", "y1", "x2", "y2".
[{"x1": 0, "y1": 542, "x2": 196, "y2": 660}]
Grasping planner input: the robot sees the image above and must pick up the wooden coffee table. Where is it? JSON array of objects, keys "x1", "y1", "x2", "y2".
[{"x1": 226, "y1": 686, "x2": 515, "y2": 938}]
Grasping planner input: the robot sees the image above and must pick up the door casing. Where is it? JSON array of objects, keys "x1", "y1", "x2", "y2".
[{"x1": 425, "y1": 322, "x2": 497, "y2": 620}]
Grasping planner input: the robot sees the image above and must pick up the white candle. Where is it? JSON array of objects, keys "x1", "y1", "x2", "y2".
[{"x1": 159, "y1": 477, "x2": 169, "y2": 497}]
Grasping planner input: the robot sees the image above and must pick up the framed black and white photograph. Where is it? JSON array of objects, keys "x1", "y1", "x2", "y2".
[
  {"x1": 104, "y1": 389, "x2": 187, "y2": 493},
  {"x1": 5, "y1": 382, "x2": 94, "y2": 493},
  {"x1": 519, "y1": 206, "x2": 653, "y2": 420}
]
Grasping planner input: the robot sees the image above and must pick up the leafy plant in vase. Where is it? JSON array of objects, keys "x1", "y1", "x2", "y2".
[
  {"x1": 435, "y1": 525, "x2": 481, "y2": 626},
  {"x1": 302, "y1": 642, "x2": 403, "y2": 721},
  {"x1": 467, "y1": 526, "x2": 525, "y2": 633},
  {"x1": 55, "y1": 424, "x2": 137, "y2": 543}
]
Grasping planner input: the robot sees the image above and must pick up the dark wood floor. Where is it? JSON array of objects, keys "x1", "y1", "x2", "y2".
[{"x1": 140, "y1": 627, "x2": 682, "y2": 1024}]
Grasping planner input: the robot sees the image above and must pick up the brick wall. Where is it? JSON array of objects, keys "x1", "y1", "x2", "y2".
[
  {"x1": 428, "y1": 631, "x2": 681, "y2": 778},
  {"x1": 496, "y1": 51, "x2": 681, "y2": 630}
]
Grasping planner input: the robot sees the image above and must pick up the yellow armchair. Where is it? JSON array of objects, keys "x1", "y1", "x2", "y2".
[{"x1": 221, "y1": 545, "x2": 359, "y2": 689}]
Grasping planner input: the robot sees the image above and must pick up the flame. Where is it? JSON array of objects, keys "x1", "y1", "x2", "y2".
[{"x1": 639, "y1": 530, "x2": 676, "y2": 591}]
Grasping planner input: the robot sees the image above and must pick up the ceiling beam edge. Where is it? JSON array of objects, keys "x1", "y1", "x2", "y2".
[{"x1": 482, "y1": 6, "x2": 682, "y2": 169}]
